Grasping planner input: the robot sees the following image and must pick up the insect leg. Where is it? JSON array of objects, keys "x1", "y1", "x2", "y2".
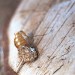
[{"x1": 16, "y1": 60, "x2": 25, "y2": 73}]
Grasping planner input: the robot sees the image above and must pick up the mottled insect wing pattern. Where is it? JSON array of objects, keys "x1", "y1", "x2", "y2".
[
  {"x1": 14, "y1": 31, "x2": 38, "y2": 73},
  {"x1": 18, "y1": 46, "x2": 38, "y2": 62}
]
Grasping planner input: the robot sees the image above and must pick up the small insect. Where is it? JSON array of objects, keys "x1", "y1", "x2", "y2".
[{"x1": 14, "y1": 31, "x2": 38, "y2": 73}]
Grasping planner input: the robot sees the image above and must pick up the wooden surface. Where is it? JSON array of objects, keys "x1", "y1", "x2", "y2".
[{"x1": 8, "y1": 0, "x2": 75, "y2": 75}]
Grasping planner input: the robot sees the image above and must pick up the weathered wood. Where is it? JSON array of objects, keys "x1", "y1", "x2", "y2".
[{"x1": 8, "y1": 0, "x2": 75, "y2": 75}]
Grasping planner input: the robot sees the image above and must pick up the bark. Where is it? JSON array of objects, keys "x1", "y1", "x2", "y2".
[{"x1": 8, "y1": 0, "x2": 75, "y2": 75}]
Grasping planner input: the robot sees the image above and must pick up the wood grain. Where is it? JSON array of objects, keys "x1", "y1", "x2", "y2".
[{"x1": 8, "y1": 0, "x2": 75, "y2": 75}]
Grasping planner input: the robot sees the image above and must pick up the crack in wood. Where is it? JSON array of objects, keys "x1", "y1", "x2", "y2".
[
  {"x1": 61, "y1": 46, "x2": 71, "y2": 56},
  {"x1": 36, "y1": 1, "x2": 75, "y2": 58},
  {"x1": 38, "y1": 17, "x2": 75, "y2": 75},
  {"x1": 45, "y1": 2, "x2": 75, "y2": 48},
  {"x1": 53, "y1": 64, "x2": 64, "y2": 75},
  {"x1": 36, "y1": 3, "x2": 75, "y2": 75},
  {"x1": 46, "y1": 11, "x2": 75, "y2": 60},
  {"x1": 21, "y1": 0, "x2": 48, "y2": 29},
  {"x1": 44, "y1": 24, "x2": 74, "y2": 68},
  {"x1": 35, "y1": 9, "x2": 61, "y2": 46},
  {"x1": 45, "y1": 56, "x2": 56, "y2": 68}
]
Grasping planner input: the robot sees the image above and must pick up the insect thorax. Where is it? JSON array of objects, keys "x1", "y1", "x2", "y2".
[{"x1": 18, "y1": 46, "x2": 38, "y2": 62}]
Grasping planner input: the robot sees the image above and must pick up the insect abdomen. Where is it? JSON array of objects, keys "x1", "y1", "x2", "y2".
[{"x1": 14, "y1": 31, "x2": 28, "y2": 48}]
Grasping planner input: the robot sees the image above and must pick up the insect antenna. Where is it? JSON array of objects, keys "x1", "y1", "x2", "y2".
[{"x1": 33, "y1": 30, "x2": 52, "y2": 37}]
